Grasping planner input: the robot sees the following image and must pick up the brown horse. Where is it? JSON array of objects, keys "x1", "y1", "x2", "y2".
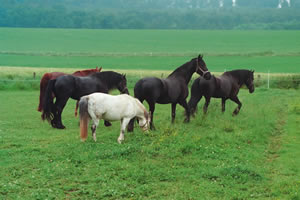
[{"x1": 37, "y1": 67, "x2": 102, "y2": 116}]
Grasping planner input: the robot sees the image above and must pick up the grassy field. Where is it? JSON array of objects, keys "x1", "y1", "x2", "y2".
[
  {"x1": 0, "y1": 28, "x2": 299, "y2": 199},
  {"x1": 0, "y1": 87, "x2": 299, "y2": 199},
  {"x1": 1, "y1": 28, "x2": 300, "y2": 73}
]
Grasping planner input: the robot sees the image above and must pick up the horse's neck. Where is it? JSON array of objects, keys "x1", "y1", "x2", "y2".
[
  {"x1": 97, "y1": 73, "x2": 116, "y2": 89},
  {"x1": 224, "y1": 71, "x2": 245, "y2": 87},
  {"x1": 168, "y1": 61, "x2": 195, "y2": 84}
]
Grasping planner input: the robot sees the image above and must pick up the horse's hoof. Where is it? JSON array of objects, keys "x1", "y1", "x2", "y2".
[
  {"x1": 117, "y1": 138, "x2": 123, "y2": 144},
  {"x1": 184, "y1": 118, "x2": 190, "y2": 123},
  {"x1": 51, "y1": 121, "x2": 57, "y2": 128},
  {"x1": 56, "y1": 124, "x2": 66, "y2": 129}
]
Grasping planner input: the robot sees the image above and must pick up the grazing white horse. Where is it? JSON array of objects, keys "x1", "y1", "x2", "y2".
[{"x1": 79, "y1": 93, "x2": 150, "y2": 143}]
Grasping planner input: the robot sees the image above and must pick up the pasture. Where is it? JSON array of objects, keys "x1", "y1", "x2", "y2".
[
  {"x1": 0, "y1": 28, "x2": 300, "y2": 199},
  {"x1": 0, "y1": 87, "x2": 299, "y2": 199}
]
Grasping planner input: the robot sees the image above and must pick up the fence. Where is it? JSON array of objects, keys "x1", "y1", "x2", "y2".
[{"x1": 0, "y1": 72, "x2": 299, "y2": 91}]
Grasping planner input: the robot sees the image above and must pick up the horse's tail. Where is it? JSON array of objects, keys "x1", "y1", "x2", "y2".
[
  {"x1": 79, "y1": 96, "x2": 90, "y2": 141},
  {"x1": 38, "y1": 74, "x2": 50, "y2": 112},
  {"x1": 188, "y1": 78, "x2": 202, "y2": 116},
  {"x1": 41, "y1": 79, "x2": 56, "y2": 122}
]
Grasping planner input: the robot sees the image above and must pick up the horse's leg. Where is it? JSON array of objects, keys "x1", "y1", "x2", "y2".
[
  {"x1": 128, "y1": 99, "x2": 143, "y2": 132},
  {"x1": 74, "y1": 101, "x2": 79, "y2": 117},
  {"x1": 203, "y1": 96, "x2": 211, "y2": 114},
  {"x1": 118, "y1": 118, "x2": 130, "y2": 144},
  {"x1": 54, "y1": 97, "x2": 69, "y2": 129},
  {"x1": 179, "y1": 100, "x2": 190, "y2": 123},
  {"x1": 148, "y1": 101, "x2": 156, "y2": 130},
  {"x1": 171, "y1": 103, "x2": 177, "y2": 123},
  {"x1": 188, "y1": 94, "x2": 202, "y2": 117},
  {"x1": 230, "y1": 96, "x2": 242, "y2": 115},
  {"x1": 222, "y1": 98, "x2": 226, "y2": 113},
  {"x1": 91, "y1": 119, "x2": 99, "y2": 142},
  {"x1": 50, "y1": 104, "x2": 58, "y2": 128}
]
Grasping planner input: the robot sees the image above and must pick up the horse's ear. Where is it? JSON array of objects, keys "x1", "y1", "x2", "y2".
[
  {"x1": 123, "y1": 74, "x2": 126, "y2": 78},
  {"x1": 198, "y1": 54, "x2": 203, "y2": 59}
]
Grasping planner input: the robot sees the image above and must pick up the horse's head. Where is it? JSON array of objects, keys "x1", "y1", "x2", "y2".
[
  {"x1": 196, "y1": 54, "x2": 211, "y2": 80},
  {"x1": 138, "y1": 111, "x2": 150, "y2": 132},
  {"x1": 245, "y1": 70, "x2": 255, "y2": 93},
  {"x1": 118, "y1": 74, "x2": 129, "y2": 94}
]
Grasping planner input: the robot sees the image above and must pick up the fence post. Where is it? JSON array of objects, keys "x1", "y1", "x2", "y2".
[{"x1": 267, "y1": 70, "x2": 270, "y2": 89}]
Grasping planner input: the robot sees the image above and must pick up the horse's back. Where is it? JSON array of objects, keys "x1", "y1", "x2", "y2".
[
  {"x1": 134, "y1": 77, "x2": 164, "y2": 101},
  {"x1": 196, "y1": 76, "x2": 217, "y2": 95},
  {"x1": 54, "y1": 75, "x2": 77, "y2": 97},
  {"x1": 155, "y1": 77, "x2": 187, "y2": 103},
  {"x1": 216, "y1": 74, "x2": 235, "y2": 97},
  {"x1": 87, "y1": 93, "x2": 136, "y2": 121}
]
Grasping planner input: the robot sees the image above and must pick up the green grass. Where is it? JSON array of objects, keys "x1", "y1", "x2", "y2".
[
  {"x1": 1, "y1": 28, "x2": 300, "y2": 73},
  {"x1": 0, "y1": 28, "x2": 299, "y2": 198},
  {"x1": 0, "y1": 88, "x2": 299, "y2": 199}
]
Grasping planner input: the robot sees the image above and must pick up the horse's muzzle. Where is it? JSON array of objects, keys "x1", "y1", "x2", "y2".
[{"x1": 121, "y1": 87, "x2": 129, "y2": 94}]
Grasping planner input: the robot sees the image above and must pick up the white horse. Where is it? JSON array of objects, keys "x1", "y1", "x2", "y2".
[{"x1": 79, "y1": 93, "x2": 150, "y2": 143}]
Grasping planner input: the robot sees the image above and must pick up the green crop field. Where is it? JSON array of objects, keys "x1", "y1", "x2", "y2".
[
  {"x1": 1, "y1": 28, "x2": 300, "y2": 73},
  {"x1": 0, "y1": 28, "x2": 300, "y2": 199}
]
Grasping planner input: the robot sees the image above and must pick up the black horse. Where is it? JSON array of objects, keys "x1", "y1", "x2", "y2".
[
  {"x1": 188, "y1": 69, "x2": 255, "y2": 116},
  {"x1": 128, "y1": 55, "x2": 211, "y2": 131},
  {"x1": 42, "y1": 71, "x2": 129, "y2": 129}
]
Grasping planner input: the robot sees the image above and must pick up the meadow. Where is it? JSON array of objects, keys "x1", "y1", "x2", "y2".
[
  {"x1": 0, "y1": 28, "x2": 300, "y2": 199},
  {"x1": 0, "y1": 88, "x2": 299, "y2": 199}
]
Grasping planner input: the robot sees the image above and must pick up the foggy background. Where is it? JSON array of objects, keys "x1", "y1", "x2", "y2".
[{"x1": 1, "y1": 0, "x2": 300, "y2": 29}]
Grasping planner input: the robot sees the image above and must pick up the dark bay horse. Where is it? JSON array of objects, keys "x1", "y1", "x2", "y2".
[
  {"x1": 188, "y1": 69, "x2": 255, "y2": 116},
  {"x1": 42, "y1": 71, "x2": 129, "y2": 129},
  {"x1": 128, "y1": 55, "x2": 211, "y2": 131},
  {"x1": 38, "y1": 67, "x2": 102, "y2": 114}
]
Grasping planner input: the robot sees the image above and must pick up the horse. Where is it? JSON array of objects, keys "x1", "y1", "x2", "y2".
[
  {"x1": 38, "y1": 66, "x2": 102, "y2": 116},
  {"x1": 79, "y1": 93, "x2": 150, "y2": 143},
  {"x1": 127, "y1": 54, "x2": 211, "y2": 131},
  {"x1": 188, "y1": 69, "x2": 255, "y2": 116},
  {"x1": 42, "y1": 71, "x2": 129, "y2": 129}
]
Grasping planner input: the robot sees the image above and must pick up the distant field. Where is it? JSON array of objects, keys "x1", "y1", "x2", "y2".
[{"x1": 0, "y1": 28, "x2": 300, "y2": 73}]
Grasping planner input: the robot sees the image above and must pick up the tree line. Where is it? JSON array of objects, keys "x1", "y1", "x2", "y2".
[{"x1": 0, "y1": 1, "x2": 300, "y2": 29}]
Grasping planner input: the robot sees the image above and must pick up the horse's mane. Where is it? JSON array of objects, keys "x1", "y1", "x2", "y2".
[
  {"x1": 73, "y1": 67, "x2": 100, "y2": 75},
  {"x1": 223, "y1": 70, "x2": 251, "y2": 85},
  {"x1": 92, "y1": 71, "x2": 124, "y2": 85},
  {"x1": 168, "y1": 58, "x2": 195, "y2": 78}
]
